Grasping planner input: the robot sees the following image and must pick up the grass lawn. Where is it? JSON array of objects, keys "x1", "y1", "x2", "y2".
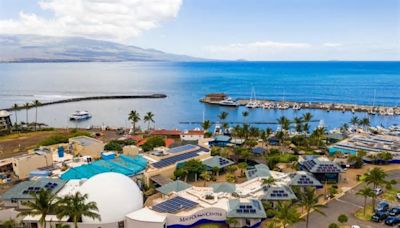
[
  {"x1": 354, "y1": 204, "x2": 373, "y2": 221},
  {"x1": 382, "y1": 188, "x2": 399, "y2": 202}
]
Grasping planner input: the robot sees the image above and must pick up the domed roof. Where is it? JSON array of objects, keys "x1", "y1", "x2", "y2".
[{"x1": 79, "y1": 172, "x2": 143, "y2": 224}]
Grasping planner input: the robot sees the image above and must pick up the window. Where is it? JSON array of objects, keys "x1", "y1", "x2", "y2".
[
  {"x1": 246, "y1": 219, "x2": 251, "y2": 226},
  {"x1": 118, "y1": 221, "x2": 124, "y2": 228}
]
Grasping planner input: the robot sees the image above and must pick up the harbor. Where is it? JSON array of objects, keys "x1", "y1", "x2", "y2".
[{"x1": 200, "y1": 93, "x2": 400, "y2": 116}]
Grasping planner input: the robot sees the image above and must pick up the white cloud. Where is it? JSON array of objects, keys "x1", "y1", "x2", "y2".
[
  {"x1": 323, "y1": 42, "x2": 342, "y2": 47},
  {"x1": 0, "y1": 0, "x2": 182, "y2": 42}
]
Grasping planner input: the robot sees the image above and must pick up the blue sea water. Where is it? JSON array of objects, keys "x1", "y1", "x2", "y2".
[{"x1": 0, "y1": 61, "x2": 399, "y2": 130}]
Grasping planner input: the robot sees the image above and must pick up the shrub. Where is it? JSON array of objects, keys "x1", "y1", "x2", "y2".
[
  {"x1": 337, "y1": 214, "x2": 348, "y2": 224},
  {"x1": 142, "y1": 136, "x2": 165, "y2": 151},
  {"x1": 328, "y1": 223, "x2": 339, "y2": 228},
  {"x1": 40, "y1": 134, "x2": 69, "y2": 146},
  {"x1": 104, "y1": 139, "x2": 136, "y2": 152}
]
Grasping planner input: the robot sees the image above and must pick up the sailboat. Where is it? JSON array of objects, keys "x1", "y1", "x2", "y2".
[
  {"x1": 246, "y1": 87, "x2": 259, "y2": 108},
  {"x1": 368, "y1": 89, "x2": 377, "y2": 115}
]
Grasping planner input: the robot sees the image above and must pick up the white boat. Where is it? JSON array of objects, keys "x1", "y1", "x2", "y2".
[
  {"x1": 277, "y1": 103, "x2": 289, "y2": 110},
  {"x1": 246, "y1": 87, "x2": 259, "y2": 108},
  {"x1": 387, "y1": 107, "x2": 394, "y2": 116},
  {"x1": 395, "y1": 108, "x2": 400, "y2": 115},
  {"x1": 292, "y1": 103, "x2": 301, "y2": 110},
  {"x1": 219, "y1": 97, "x2": 239, "y2": 107},
  {"x1": 69, "y1": 111, "x2": 92, "y2": 121},
  {"x1": 379, "y1": 108, "x2": 387, "y2": 116}
]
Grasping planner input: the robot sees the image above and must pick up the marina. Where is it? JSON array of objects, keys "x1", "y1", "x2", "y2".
[{"x1": 201, "y1": 93, "x2": 400, "y2": 116}]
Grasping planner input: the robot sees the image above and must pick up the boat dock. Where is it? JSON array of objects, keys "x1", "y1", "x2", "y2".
[
  {"x1": 4, "y1": 94, "x2": 167, "y2": 111},
  {"x1": 200, "y1": 93, "x2": 400, "y2": 115}
]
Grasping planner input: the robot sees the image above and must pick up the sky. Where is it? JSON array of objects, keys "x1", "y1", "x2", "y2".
[{"x1": 0, "y1": 0, "x2": 399, "y2": 60}]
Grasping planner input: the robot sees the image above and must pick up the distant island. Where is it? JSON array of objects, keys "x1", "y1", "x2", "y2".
[{"x1": 0, "y1": 35, "x2": 205, "y2": 63}]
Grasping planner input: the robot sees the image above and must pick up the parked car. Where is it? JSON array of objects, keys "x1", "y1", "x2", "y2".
[
  {"x1": 371, "y1": 211, "x2": 389, "y2": 222},
  {"x1": 376, "y1": 201, "x2": 390, "y2": 212},
  {"x1": 389, "y1": 207, "x2": 400, "y2": 216},
  {"x1": 384, "y1": 216, "x2": 400, "y2": 226},
  {"x1": 374, "y1": 187, "x2": 384, "y2": 196}
]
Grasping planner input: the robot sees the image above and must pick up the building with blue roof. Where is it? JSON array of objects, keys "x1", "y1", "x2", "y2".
[{"x1": 60, "y1": 155, "x2": 147, "y2": 180}]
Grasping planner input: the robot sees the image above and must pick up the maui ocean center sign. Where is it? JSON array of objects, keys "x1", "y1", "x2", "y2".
[{"x1": 167, "y1": 207, "x2": 226, "y2": 226}]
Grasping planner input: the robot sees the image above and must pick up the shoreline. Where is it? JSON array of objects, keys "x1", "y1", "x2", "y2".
[{"x1": 2, "y1": 94, "x2": 167, "y2": 111}]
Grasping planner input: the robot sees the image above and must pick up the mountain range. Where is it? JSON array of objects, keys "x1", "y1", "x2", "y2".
[{"x1": 0, "y1": 35, "x2": 202, "y2": 62}]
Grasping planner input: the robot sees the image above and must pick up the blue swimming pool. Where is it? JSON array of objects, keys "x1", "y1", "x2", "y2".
[
  {"x1": 61, "y1": 155, "x2": 147, "y2": 180},
  {"x1": 328, "y1": 146, "x2": 357, "y2": 155}
]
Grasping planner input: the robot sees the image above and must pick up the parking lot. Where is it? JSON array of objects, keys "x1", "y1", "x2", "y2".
[{"x1": 294, "y1": 170, "x2": 400, "y2": 228}]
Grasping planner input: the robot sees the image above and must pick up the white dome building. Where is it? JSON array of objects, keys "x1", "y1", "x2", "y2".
[{"x1": 79, "y1": 172, "x2": 143, "y2": 224}]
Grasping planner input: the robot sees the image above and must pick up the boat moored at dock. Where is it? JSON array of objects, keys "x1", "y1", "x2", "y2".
[{"x1": 69, "y1": 111, "x2": 92, "y2": 121}]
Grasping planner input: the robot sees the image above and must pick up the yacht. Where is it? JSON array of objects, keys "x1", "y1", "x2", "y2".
[
  {"x1": 379, "y1": 108, "x2": 387, "y2": 116},
  {"x1": 387, "y1": 107, "x2": 394, "y2": 116},
  {"x1": 292, "y1": 103, "x2": 301, "y2": 111},
  {"x1": 219, "y1": 97, "x2": 239, "y2": 107},
  {"x1": 69, "y1": 111, "x2": 92, "y2": 121}
]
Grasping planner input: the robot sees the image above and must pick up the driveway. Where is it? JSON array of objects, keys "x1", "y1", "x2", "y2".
[{"x1": 293, "y1": 169, "x2": 400, "y2": 228}]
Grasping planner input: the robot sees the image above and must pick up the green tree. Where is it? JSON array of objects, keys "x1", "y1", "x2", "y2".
[
  {"x1": 201, "y1": 120, "x2": 211, "y2": 133},
  {"x1": 359, "y1": 117, "x2": 370, "y2": 131},
  {"x1": 273, "y1": 201, "x2": 303, "y2": 228},
  {"x1": 18, "y1": 189, "x2": 58, "y2": 228},
  {"x1": 356, "y1": 186, "x2": 374, "y2": 216},
  {"x1": 225, "y1": 173, "x2": 236, "y2": 183},
  {"x1": 298, "y1": 187, "x2": 326, "y2": 228},
  {"x1": 212, "y1": 166, "x2": 220, "y2": 177},
  {"x1": 262, "y1": 176, "x2": 275, "y2": 186},
  {"x1": 302, "y1": 112, "x2": 313, "y2": 123},
  {"x1": 337, "y1": 214, "x2": 348, "y2": 224},
  {"x1": 200, "y1": 171, "x2": 211, "y2": 187},
  {"x1": 141, "y1": 136, "x2": 165, "y2": 151},
  {"x1": 33, "y1": 100, "x2": 41, "y2": 130},
  {"x1": 364, "y1": 167, "x2": 389, "y2": 211},
  {"x1": 182, "y1": 159, "x2": 207, "y2": 182},
  {"x1": 56, "y1": 192, "x2": 101, "y2": 228},
  {"x1": 218, "y1": 111, "x2": 228, "y2": 123},
  {"x1": 293, "y1": 117, "x2": 303, "y2": 133},
  {"x1": 340, "y1": 123, "x2": 349, "y2": 133},
  {"x1": 377, "y1": 151, "x2": 393, "y2": 164},
  {"x1": 238, "y1": 162, "x2": 248, "y2": 177},
  {"x1": 226, "y1": 217, "x2": 239, "y2": 227},
  {"x1": 1, "y1": 218, "x2": 17, "y2": 228},
  {"x1": 128, "y1": 110, "x2": 141, "y2": 134},
  {"x1": 350, "y1": 116, "x2": 359, "y2": 126},
  {"x1": 143, "y1": 112, "x2": 155, "y2": 131},
  {"x1": 277, "y1": 116, "x2": 291, "y2": 131}
]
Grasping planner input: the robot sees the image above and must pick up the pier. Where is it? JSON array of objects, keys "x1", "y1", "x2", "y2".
[
  {"x1": 200, "y1": 93, "x2": 400, "y2": 115},
  {"x1": 3, "y1": 94, "x2": 167, "y2": 111}
]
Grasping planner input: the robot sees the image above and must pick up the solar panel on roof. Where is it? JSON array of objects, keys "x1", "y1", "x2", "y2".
[
  {"x1": 152, "y1": 196, "x2": 198, "y2": 214},
  {"x1": 152, "y1": 151, "x2": 200, "y2": 168},
  {"x1": 167, "y1": 144, "x2": 197, "y2": 154}
]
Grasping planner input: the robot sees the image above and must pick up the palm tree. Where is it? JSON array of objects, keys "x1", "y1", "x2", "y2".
[
  {"x1": 242, "y1": 111, "x2": 249, "y2": 123},
  {"x1": 297, "y1": 187, "x2": 326, "y2": 228},
  {"x1": 143, "y1": 112, "x2": 155, "y2": 131},
  {"x1": 18, "y1": 189, "x2": 58, "y2": 228},
  {"x1": 277, "y1": 116, "x2": 290, "y2": 131},
  {"x1": 12, "y1": 103, "x2": 19, "y2": 126},
  {"x1": 359, "y1": 117, "x2": 370, "y2": 131},
  {"x1": 218, "y1": 111, "x2": 228, "y2": 122},
  {"x1": 33, "y1": 100, "x2": 41, "y2": 130},
  {"x1": 56, "y1": 192, "x2": 101, "y2": 228},
  {"x1": 200, "y1": 171, "x2": 211, "y2": 187},
  {"x1": 293, "y1": 117, "x2": 303, "y2": 133},
  {"x1": 128, "y1": 110, "x2": 141, "y2": 134},
  {"x1": 303, "y1": 123, "x2": 310, "y2": 134},
  {"x1": 356, "y1": 186, "x2": 374, "y2": 216},
  {"x1": 364, "y1": 167, "x2": 388, "y2": 211},
  {"x1": 1, "y1": 218, "x2": 17, "y2": 228},
  {"x1": 340, "y1": 123, "x2": 349, "y2": 133},
  {"x1": 350, "y1": 116, "x2": 359, "y2": 126},
  {"x1": 273, "y1": 201, "x2": 303, "y2": 228},
  {"x1": 201, "y1": 120, "x2": 211, "y2": 133},
  {"x1": 302, "y1": 112, "x2": 313, "y2": 123},
  {"x1": 24, "y1": 102, "x2": 30, "y2": 126}
]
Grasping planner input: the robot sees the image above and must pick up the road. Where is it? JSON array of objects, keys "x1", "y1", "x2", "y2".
[{"x1": 293, "y1": 170, "x2": 400, "y2": 228}]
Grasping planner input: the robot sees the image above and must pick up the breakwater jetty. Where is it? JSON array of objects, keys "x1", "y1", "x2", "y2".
[
  {"x1": 4, "y1": 94, "x2": 167, "y2": 111},
  {"x1": 200, "y1": 93, "x2": 400, "y2": 116}
]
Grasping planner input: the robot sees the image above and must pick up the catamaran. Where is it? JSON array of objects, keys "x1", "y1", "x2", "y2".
[{"x1": 69, "y1": 111, "x2": 92, "y2": 121}]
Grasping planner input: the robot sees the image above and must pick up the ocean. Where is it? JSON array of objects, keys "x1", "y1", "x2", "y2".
[{"x1": 0, "y1": 61, "x2": 399, "y2": 130}]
